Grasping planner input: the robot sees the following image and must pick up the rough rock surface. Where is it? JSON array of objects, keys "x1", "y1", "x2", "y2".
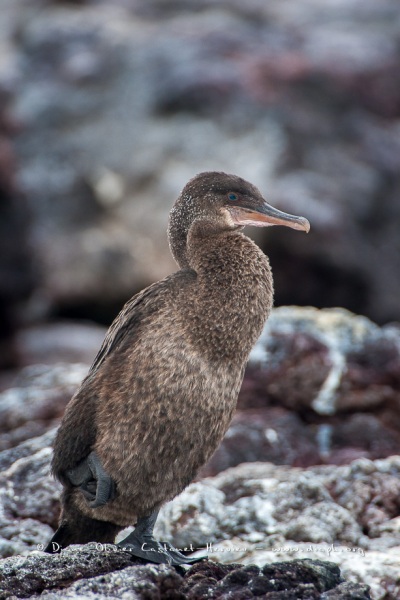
[
  {"x1": 0, "y1": 0, "x2": 399, "y2": 326},
  {"x1": 0, "y1": 547, "x2": 370, "y2": 599},
  {"x1": 0, "y1": 431, "x2": 394, "y2": 597},
  {"x1": 204, "y1": 307, "x2": 400, "y2": 474},
  {"x1": 2, "y1": 307, "x2": 399, "y2": 471},
  {"x1": 2, "y1": 307, "x2": 400, "y2": 468},
  {"x1": 155, "y1": 460, "x2": 400, "y2": 599},
  {"x1": 0, "y1": 363, "x2": 88, "y2": 451},
  {"x1": 0, "y1": 308, "x2": 399, "y2": 597}
]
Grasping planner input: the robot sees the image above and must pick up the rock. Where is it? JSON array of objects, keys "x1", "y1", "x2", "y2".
[
  {"x1": 199, "y1": 407, "x2": 319, "y2": 477},
  {"x1": 0, "y1": 430, "x2": 60, "y2": 558},
  {"x1": 0, "y1": 363, "x2": 89, "y2": 451},
  {"x1": 0, "y1": 447, "x2": 377, "y2": 598},
  {"x1": 0, "y1": 548, "x2": 370, "y2": 599},
  {"x1": 204, "y1": 307, "x2": 400, "y2": 474},
  {"x1": 0, "y1": 447, "x2": 60, "y2": 528},
  {"x1": 0, "y1": 352, "x2": 395, "y2": 595},
  {"x1": 14, "y1": 322, "x2": 106, "y2": 367},
  {"x1": 0, "y1": 427, "x2": 56, "y2": 472},
  {"x1": 0, "y1": 308, "x2": 398, "y2": 595},
  {"x1": 0, "y1": 518, "x2": 54, "y2": 562},
  {"x1": 155, "y1": 459, "x2": 400, "y2": 597},
  {"x1": 0, "y1": 0, "x2": 399, "y2": 327},
  {"x1": 157, "y1": 463, "x2": 366, "y2": 551},
  {"x1": 0, "y1": 545, "x2": 141, "y2": 599},
  {"x1": 2, "y1": 308, "x2": 399, "y2": 470},
  {"x1": 327, "y1": 458, "x2": 400, "y2": 544},
  {"x1": 39, "y1": 561, "x2": 184, "y2": 600},
  {"x1": 180, "y1": 559, "x2": 368, "y2": 600},
  {"x1": 245, "y1": 307, "x2": 400, "y2": 416}
]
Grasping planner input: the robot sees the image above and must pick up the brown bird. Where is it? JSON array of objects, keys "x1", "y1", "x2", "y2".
[{"x1": 45, "y1": 171, "x2": 309, "y2": 565}]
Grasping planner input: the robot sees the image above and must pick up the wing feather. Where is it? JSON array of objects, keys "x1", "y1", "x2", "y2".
[{"x1": 51, "y1": 270, "x2": 195, "y2": 479}]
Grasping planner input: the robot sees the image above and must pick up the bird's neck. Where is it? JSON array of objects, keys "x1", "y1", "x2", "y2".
[{"x1": 184, "y1": 226, "x2": 273, "y2": 363}]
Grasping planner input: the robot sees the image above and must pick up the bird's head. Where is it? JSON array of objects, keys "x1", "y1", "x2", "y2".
[{"x1": 168, "y1": 171, "x2": 310, "y2": 268}]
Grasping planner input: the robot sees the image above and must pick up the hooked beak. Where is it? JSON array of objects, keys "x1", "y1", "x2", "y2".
[{"x1": 227, "y1": 200, "x2": 310, "y2": 233}]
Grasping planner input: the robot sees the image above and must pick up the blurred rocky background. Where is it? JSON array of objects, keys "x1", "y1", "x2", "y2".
[
  {"x1": 1, "y1": 0, "x2": 400, "y2": 597},
  {"x1": 1, "y1": 0, "x2": 400, "y2": 365}
]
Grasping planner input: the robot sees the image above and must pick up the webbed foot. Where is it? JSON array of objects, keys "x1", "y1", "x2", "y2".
[
  {"x1": 117, "y1": 511, "x2": 206, "y2": 566},
  {"x1": 66, "y1": 451, "x2": 115, "y2": 508}
]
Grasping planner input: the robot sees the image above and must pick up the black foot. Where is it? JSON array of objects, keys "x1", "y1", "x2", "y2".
[
  {"x1": 66, "y1": 451, "x2": 115, "y2": 508},
  {"x1": 159, "y1": 540, "x2": 207, "y2": 565},
  {"x1": 117, "y1": 511, "x2": 206, "y2": 566},
  {"x1": 118, "y1": 536, "x2": 205, "y2": 565}
]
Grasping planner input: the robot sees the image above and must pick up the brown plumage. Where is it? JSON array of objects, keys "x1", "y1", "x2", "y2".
[{"x1": 46, "y1": 171, "x2": 309, "y2": 563}]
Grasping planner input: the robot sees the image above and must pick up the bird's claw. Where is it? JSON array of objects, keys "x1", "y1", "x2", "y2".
[{"x1": 66, "y1": 451, "x2": 115, "y2": 508}]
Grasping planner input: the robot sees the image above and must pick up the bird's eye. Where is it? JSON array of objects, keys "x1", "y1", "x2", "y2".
[{"x1": 228, "y1": 193, "x2": 238, "y2": 201}]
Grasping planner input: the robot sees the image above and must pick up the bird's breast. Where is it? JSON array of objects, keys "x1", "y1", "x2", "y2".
[{"x1": 183, "y1": 233, "x2": 273, "y2": 363}]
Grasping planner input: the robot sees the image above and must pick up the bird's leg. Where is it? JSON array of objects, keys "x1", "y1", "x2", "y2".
[
  {"x1": 66, "y1": 451, "x2": 115, "y2": 508},
  {"x1": 117, "y1": 510, "x2": 206, "y2": 566}
]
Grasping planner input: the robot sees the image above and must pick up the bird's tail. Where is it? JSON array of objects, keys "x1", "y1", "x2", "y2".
[{"x1": 45, "y1": 488, "x2": 121, "y2": 553}]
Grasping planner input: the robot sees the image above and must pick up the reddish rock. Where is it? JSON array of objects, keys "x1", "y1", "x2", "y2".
[
  {"x1": 200, "y1": 408, "x2": 318, "y2": 478},
  {"x1": 239, "y1": 332, "x2": 331, "y2": 411},
  {"x1": 327, "y1": 459, "x2": 400, "y2": 538},
  {"x1": 328, "y1": 414, "x2": 400, "y2": 465},
  {"x1": 204, "y1": 307, "x2": 400, "y2": 473}
]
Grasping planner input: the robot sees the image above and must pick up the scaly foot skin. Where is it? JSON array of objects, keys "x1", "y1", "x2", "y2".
[
  {"x1": 158, "y1": 540, "x2": 207, "y2": 565},
  {"x1": 117, "y1": 534, "x2": 172, "y2": 564},
  {"x1": 117, "y1": 535, "x2": 206, "y2": 565},
  {"x1": 117, "y1": 510, "x2": 207, "y2": 565}
]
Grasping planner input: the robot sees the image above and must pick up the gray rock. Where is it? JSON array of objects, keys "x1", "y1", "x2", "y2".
[
  {"x1": 0, "y1": 518, "x2": 54, "y2": 561},
  {"x1": 321, "y1": 581, "x2": 371, "y2": 600},
  {"x1": 0, "y1": 433, "x2": 61, "y2": 557},
  {"x1": 0, "y1": 363, "x2": 88, "y2": 450},
  {"x1": 156, "y1": 462, "x2": 369, "y2": 551},
  {"x1": 15, "y1": 322, "x2": 106, "y2": 367},
  {"x1": 0, "y1": 429, "x2": 381, "y2": 594},
  {"x1": 0, "y1": 447, "x2": 59, "y2": 526},
  {"x1": 0, "y1": 549, "x2": 370, "y2": 599},
  {"x1": 0, "y1": 389, "x2": 389, "y2": 596},
  {"x1": 39, "y1": 562, "x2": 183, "y2": 600},
  {"x1": 0, "y1": 545, "x2": 139, "y2": 599},
  {"x1": 155, "y1": 459, "x2": 399, "y2": 597},
  {"x1": 0, "y1": 306, "x2": 398, "y2": 600},
  {"x1": 0, "y1": 428, "x2": 56, "y2": 472},
  {"x1": 0, "y1": 306, "x2": 397, "y2": 600},
  {"x1": 283, "y1": 503, "x2": 362, "y2": 546}
]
